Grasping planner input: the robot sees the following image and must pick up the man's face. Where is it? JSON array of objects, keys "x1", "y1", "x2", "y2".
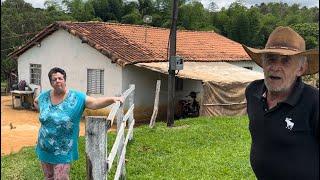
[
  {"x1": 50, "y1": 72, "x2": 66, "y2": 92},
  {"x1": 262, "y1": 54, "x2": 305, "y2": 93}
]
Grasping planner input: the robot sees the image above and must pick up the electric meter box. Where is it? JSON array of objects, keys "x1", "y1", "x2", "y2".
[{"x1": 169, "y1": 56, "x2": 183, "y2": 70}]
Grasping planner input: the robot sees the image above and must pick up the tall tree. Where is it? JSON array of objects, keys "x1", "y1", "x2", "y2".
[
  {"x1": 178, "y1": 0, "x2": 210, "y2": 30},
  {"x1": 1, "y1": 0, "x2": 42, "y2": 82},
  {"x1": 62, "y1": 0, "x2": 95, "y2": 21},
  {"x1": 224, "y1": 2, "x2": 251, "y2": 44},
  {"x1": 108, "y1": 0, "x2": 124, "y2": 21},
  {"x1": 291, "y1": 23, "x2": 319, "y2": 49},
  {"x1": 246, "y1": 7, "x2": 262, "y2": 47},
  {"x1": 138, "y1": 0, "x2": 154, "y2": 16},
  {"x1": 1, "y1": 0, "x2": 73, "y2": 85},
  {"x1": 90, "y1": 0, "x2": 109, "y2": 21},
  {"x1": 208, "y1": 0, "x2": 219, "y2": 12}
]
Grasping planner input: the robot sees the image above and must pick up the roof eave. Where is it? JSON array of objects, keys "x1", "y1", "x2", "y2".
[
  {"x1": 6, "y1": 21, "x2": 125, "y2": 66},
  {"x1": 8, "y1": 23, "x2": 59, "y2": 59}
]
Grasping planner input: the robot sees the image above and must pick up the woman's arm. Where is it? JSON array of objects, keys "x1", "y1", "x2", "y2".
[{"x1": 85, "y1": 96, "x2": 124, "y2": 110}]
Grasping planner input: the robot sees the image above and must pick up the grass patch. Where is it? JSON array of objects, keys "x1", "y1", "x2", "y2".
[{"x1": 1, "y1": 116, "x2": 255, "y2": 179}]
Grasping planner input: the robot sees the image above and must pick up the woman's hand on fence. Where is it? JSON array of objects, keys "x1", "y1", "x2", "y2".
[
  {"x1": 115, "y1": 96, "x2": 125, "y2": 104},
  {"x1": 86, "y1": 96, "x2": 124, "y2": 109}
]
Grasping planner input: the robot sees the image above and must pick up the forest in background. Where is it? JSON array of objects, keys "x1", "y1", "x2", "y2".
[{"x1": 1, "y1": 0, "x2": 319, "y2": 86}]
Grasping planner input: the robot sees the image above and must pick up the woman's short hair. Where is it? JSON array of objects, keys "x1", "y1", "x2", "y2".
[{"x1": 48, "y1": 67, "x2": 66, "y2": 82}]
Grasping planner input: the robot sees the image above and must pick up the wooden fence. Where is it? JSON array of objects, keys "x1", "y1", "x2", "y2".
[{"x1": 85, "y1": 84, "x2": 135, "y2": 180}]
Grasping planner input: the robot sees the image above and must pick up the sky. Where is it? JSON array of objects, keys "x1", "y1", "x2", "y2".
[{"x1": 1, "y1": 0, "x2": 319, "y2": 9}]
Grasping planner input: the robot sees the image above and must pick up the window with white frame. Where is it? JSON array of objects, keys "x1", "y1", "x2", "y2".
[
  {"x1": 30, "y1": 64, "x2": 41, "y2": 85},
  {"x1": 87, "y1": 69, "x2": 104, "y2": 94}
]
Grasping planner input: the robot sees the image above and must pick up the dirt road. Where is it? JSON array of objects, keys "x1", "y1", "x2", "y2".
[{"x1": 1, "y1": 96, "x2": 85, "y2": 156}]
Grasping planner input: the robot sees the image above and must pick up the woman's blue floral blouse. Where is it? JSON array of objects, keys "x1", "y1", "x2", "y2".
[{"x1": 36, "y1": 89, "x2": 86, "y2": 164}]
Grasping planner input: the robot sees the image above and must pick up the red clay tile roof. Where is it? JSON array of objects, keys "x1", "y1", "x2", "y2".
[{"x1": 8, "y1": 21, "x2": 251, "y2": 66}]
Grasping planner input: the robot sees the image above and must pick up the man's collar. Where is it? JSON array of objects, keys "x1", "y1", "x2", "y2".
[
  {"x1": 252, "y1": 79, "x2": 266, "y2": 100},
  {"x1": 282, "y1": 77, "x2": 304, "y2": 106},
  {"x1": 255, "y1": 77, "x2": 304, "y2": 106}
]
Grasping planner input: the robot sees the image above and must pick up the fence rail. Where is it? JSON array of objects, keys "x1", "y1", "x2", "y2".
[{"x1": 86, "y1": 84, "x2": 135, "y2": 180}]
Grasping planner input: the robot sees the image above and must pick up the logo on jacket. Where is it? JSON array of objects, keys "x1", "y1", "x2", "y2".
[{"x1": 284, "y1": 117, "x2": 294, "y2": 130}]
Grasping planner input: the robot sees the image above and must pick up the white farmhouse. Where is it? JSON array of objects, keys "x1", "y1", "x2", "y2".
[{"x1": 9, "y1": 21, "x2": 262, "y2": 121}]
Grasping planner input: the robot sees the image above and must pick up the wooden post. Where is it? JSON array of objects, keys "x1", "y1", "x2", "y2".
[
  {"x1": 85, "y1": 116, "x2": 107, "y2": 180},
  {"x1": 167, "y1": 0, "x2": 179, "y2": 127},
  {"x1": 150, "y1": 80, "x2": 161, "y2": 128},
  {"x1": 128, "y1": 84, "x2": 135, "y2": 140}
]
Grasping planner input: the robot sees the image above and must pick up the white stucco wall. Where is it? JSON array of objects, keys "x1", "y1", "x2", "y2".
[
  {"x1": 17, "y1": 30, "x2": 122, "y2": 97},
  {"x1": 123, "y1": 65, "x2": 203, "y2": 120},
  {"x1": 123, "y1": 65, "x2": 203, "y2": 106},
  {"x1": 122, "y1": 65, "x2": 164, "y2": 107},
  {"x1": 229, "y1": 61, "x2": 263, "y2": 73}
]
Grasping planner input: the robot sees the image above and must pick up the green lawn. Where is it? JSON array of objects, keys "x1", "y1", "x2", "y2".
[{"x1": 1, "y1": 116, "x2": 256, "y2": 179}]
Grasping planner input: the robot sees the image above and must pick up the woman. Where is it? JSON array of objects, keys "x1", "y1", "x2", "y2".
[{"x1": 34, "y1": 67, "x2": 124, "y2": 179}]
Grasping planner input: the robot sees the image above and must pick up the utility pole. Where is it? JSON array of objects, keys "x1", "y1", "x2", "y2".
[{"x1": 167, "y1": 0, "x2": 179, "y2": 127}]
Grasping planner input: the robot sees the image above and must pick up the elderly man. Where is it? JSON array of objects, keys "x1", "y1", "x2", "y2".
[{"x1": 243, "y1": 26, "x2": 319, "y2": 179}]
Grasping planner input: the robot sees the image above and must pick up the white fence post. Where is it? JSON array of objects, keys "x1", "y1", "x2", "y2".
[
  {"x1": 128, "y1": 84, "x2": 135, "y2": 140},
  {"x1": 85, "y1": 116, "x2": 107, "y2": 180},
  {"x1": 116, "y1": 94, "x2": 125, "y2": 179},
  {"x1": 149, "y1": 80, "x2": 161, "y2": 128}
]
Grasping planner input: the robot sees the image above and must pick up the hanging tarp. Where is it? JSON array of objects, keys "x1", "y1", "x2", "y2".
[{"x1": 200, "y1": 81, "x2": 249, "y2": 116}]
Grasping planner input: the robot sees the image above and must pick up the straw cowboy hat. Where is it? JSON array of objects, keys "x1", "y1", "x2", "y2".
[{"x1": 242, "y1": 26, "x2": 319, "y2": 75}]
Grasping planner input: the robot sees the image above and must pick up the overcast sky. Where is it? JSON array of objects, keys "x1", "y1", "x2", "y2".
[{"x1": 2, "y1": 0, "x2": 319, "y2": 9}]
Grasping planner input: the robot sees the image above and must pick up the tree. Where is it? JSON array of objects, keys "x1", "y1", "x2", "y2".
[
  {"x1": 210, "y1": 9, "x2": 229, "y2": 36},
  {"x1": 90, "y1": 0, "x2": 109, "y2": 21},
  {"x1": 1, "y1": 0, "x2": 73, "y2": 86},
  {"x1": 121, "y1": 9, "x2": 142, "y2": 24},
  {"x1": 44, "y1": 0, "x2": 63, "y2": 11},
  {"x1": 62, "y1": 0, "x2": 95, "y2": 21},
  {"x1": 153, "y1": 0, "x2": 187, "y2": 27},
  {"x1": 224, "y1": 2, "x2": 252, "y2": 44},
  {"x1": 138, "y1": 0, "x2": 154, "y2": 16},
  {"x1": 1, "y1": 0, "x2": 41, "y2": 82},
  {"x1": 290, "y1": 23, "x2": 319, "y2": 49},
  {"x1": 246, "y1": 7, "x2": 262, "y2": 47},
  {"x1": 257, "y1": 13, "x2": 279, "y2": 46},
  {"x1": 208, "y1": 0, "x2": 219, "y2": 12},
  {"x1": 108, "y1": 0, "x2": 124, "y2": 21},
  {"x1": 178, "y1": 1, "x2": 210, "y2": 30}
]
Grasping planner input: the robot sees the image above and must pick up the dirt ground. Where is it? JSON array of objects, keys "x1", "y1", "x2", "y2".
[{"x1": 1, "y1": 95, "x2": 85, "y2": 156}]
